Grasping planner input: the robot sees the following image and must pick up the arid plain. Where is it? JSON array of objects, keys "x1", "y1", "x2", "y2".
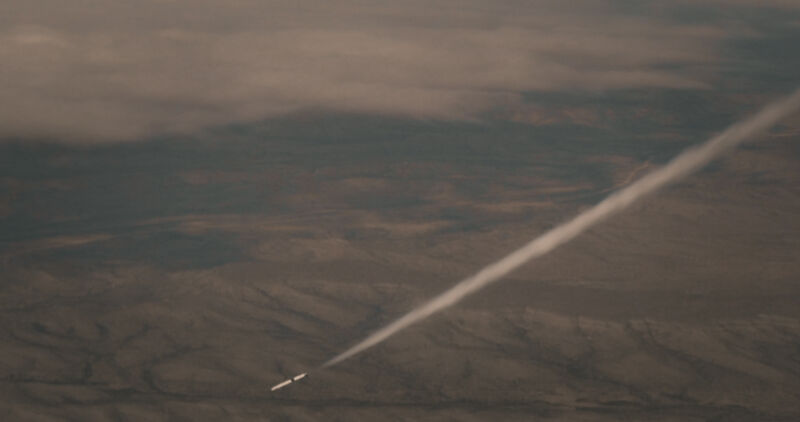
[{"x1": 1, "y1": 113, "x2": 800, "y2": 421}]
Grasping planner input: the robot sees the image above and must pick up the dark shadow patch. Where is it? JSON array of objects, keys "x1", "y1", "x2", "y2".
[{"x1": 36, "y1": 230, "x2": 245, "y2": 270}]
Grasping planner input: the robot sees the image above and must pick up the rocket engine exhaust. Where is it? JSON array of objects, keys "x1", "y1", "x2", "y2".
[{"x1": 320, "y1": 88, "x2": 800, "y2": 369}]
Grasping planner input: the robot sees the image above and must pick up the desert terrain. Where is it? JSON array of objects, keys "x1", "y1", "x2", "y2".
[{"x1": 1, "y1": 113, "x2": 799, "y2": 421}]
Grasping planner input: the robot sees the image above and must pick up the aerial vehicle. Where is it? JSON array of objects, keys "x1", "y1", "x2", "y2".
[{"x1": 270, "y1": 372, "x2": 307, "y2": 391}]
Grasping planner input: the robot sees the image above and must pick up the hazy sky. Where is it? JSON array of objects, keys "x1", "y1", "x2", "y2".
[{"x1": 1, "y1": 0, "x2": 798, "y2": 142}]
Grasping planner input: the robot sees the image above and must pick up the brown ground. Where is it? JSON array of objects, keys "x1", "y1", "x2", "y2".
[{"x1": 1, "y1": 129, "x2": 799, "y2": 421}]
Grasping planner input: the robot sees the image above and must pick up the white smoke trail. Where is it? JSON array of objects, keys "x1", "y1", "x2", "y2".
[{"x1": 322, "y1": 89, "x2": 800, "y2": 369}]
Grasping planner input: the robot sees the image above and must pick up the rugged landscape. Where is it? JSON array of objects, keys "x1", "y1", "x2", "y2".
[{"x1": 1, "y1": 113, "x2": 799, "y2": 420}]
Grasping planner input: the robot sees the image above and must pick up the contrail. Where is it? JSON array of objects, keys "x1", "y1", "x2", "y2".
[{"x1": 320, "y1": 88, "x2": 800, "y2": 369}]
